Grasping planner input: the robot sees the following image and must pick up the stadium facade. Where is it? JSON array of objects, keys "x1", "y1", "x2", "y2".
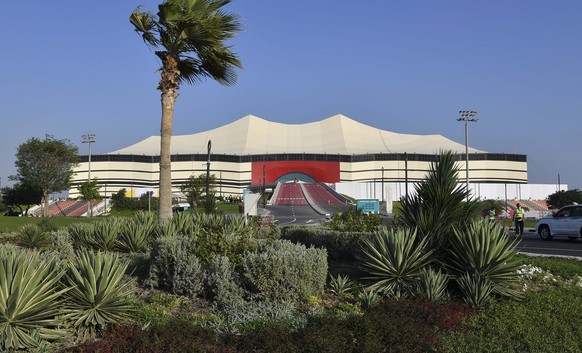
[{"x1": 69, "y1": 114, "x2": 528, "y2": 200}]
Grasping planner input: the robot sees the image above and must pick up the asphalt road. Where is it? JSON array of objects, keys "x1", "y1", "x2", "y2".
[
  {"x1": 263, "y1": 205, "x2": 329, "y2": 226},
  {"x1": 516, "y1": 229, "x2": 582, "y2": 259}
]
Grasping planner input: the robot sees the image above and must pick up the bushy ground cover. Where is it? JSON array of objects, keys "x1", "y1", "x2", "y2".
[
  {"x1": 2, "y1": 210, "x2": 582, "y2": 352},
  {"x1": 64, "y1": 256, "x2": 582, "y2": 353}
]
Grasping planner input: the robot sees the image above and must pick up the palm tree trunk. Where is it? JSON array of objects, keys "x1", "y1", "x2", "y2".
[
  {"x1": 43, "y1": 190, "x2": 49, "y2": 217},
  {"x1": 158, "y1": 56, "x2": 180, "y2": 222}
]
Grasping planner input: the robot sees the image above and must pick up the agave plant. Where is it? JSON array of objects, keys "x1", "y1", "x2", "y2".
[
  {"x1": 171, "y1": 211, "x2": 199, "y2": 236},
  {"x1": 155, "y1": 220, "x2": 180, "y2": 238},
  {"x1": 358, "y1": 288, "x2": 381, "y2": 308},
  {"x1": 64, "y1": 251, "x2": 135, "y2": 338},
  {"x1": 359, "y1": 227, "x2": 433, "y2": 298},
  {"x1": 67, "y1": 223, "x2": 96, "y2": 250},
  {"x1": 91, "y1": 218, "x2": 123, "y2": 251},
  {"x1": 446, "y1": 220, "x2": 523, "y2": 300},
  {"x1": 17, "y1": 224, "x2": 50, "y2": 249},
  {"x1": 0, "y1": 247, "x2": 69, "y2": 351},
  {"x1": 416, "y1": 267, "x2": 449, "y2": 302},
  {"x1": 457, "y1": 273, "x2": 493, "y2": 308},
  {"x1": 117, "y1": 220, "x2": 151, "y2": 253},
  {"x1": 134, "y1": 211, "x2": 158, "y2": 235},
  {"x1": 329, "y1": 274, "x2": 354, "y2": 296}
]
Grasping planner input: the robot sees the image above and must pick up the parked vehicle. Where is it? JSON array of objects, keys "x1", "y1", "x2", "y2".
[
  {"x1": 3, "y1": 207, "x2": 21, "y2": 216},
  {"x1": 535, "y1": 204, "x2": 582, "y2": 240}
]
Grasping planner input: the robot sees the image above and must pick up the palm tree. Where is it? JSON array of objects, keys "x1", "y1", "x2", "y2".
[{"x1": 130, "y1": 0, "x2": 242, "y2": 222}]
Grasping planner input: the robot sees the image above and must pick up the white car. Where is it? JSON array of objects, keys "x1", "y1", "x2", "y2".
[{"x1": 535, "y1": 205, "x2": 582, "y2": 240}]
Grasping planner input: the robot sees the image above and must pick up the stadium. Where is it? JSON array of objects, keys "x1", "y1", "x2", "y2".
[{"x1": 69, "y1": 114, "x2": 530, "y2": 202}]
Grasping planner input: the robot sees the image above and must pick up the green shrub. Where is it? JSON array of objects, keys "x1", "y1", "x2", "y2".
[
  {"x1": 194, "y1": 213, "x2": 255, "y2": 265},
  {"x1": 125, "y1": 252, "x2": 151, "y2": 282},
  {"x1": 209, "y1": 299, "x2": 306, "y2": 334},
  {"x1": 134, "y1": 301, "x2": 175, "y2": 327},
  {"x1": 45, "y1": 230, "x2": 76, "y2": 271},
  {"x1": 148, "y1": 293, "x2": 181, "y2": 309},
  {"x1": 282, "y1": 226, "x2": 372, "y2": 260},
  {"x1": 242, "y1": 240, "x2": 328, "y2": 302},
  {"x1": 204, "y1": 255, "x2": 245, "y2": 308},
  {"x1": 324, "y1": 208, "x2": 382, "y2": 232},
  {"x1": 149, "y1": 235, "x2": 204, "y2": 297}
]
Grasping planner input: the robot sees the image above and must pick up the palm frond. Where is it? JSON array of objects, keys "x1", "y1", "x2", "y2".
[{"x1": 129, "y1": 7, "x2": 160, "y2": 46}]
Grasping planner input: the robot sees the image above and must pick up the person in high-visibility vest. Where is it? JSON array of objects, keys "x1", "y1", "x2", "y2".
[
  {"x1": 488, "y1": 209, "x2": 496, "y2": 223},
  {"x1": 514, "y1": 203, "x2": 525, "y2": 236}
]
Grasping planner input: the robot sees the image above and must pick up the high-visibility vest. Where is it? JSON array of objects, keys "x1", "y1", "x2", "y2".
[
  {"x1": 488, "y1": 210, "x2": 496, "y2": 220},
  {"x1": 515, "y1": 207, "x2": 524, "y2": 220}
]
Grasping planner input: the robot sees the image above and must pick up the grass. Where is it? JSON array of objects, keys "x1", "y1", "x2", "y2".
[
  {"x1": 0, "y1": 214, "x2": 100, "y2": 234},
  {"x1": 442, "y1": 287, "x2": 582, "y2": 353},
  {"x1": 0, "y1": 202, "x2": 242, "y2": 235}
]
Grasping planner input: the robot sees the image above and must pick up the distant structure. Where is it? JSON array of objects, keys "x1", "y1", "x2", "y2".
[{"x1": 69, "y1": 114, "x2": 528, "y2": 199}]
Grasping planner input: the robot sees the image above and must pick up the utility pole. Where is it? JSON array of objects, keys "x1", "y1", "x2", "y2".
[
  {"x1": 457, "y1": 111, "x2": 478, "y2": 199},
  {"x1": 81, "y1": 134, "x2": 96, "y2": 216}
]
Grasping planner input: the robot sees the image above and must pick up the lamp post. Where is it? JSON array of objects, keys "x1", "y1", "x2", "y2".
[
  {"x1": 262, "y1": 165, "x2": 266, "y2": 208},
  {"x1": 457, "y1": 111, "x2": 478, "y2": 199},
  {"x1": 81, "y1": 134, "x2": 96, "y2": 216}
]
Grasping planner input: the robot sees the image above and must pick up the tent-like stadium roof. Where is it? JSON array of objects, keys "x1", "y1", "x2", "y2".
[{"x1": 110, "y1": 114, "x2": 485, "y2": 155}]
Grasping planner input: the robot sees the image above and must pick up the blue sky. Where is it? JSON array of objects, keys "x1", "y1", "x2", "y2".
[{"x1": 1, "y1": 0, "x2": 581, "y2": 190}]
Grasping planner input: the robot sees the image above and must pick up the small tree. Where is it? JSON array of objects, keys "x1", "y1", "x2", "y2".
[
  {"x1": 12, "y1": 136, "x2": 79, "y2": 217},
  {"x1": 111, "y1": 189, "x2": 135, "y2": 211},
  {"x1": 179, "y1": 173, "x2": 216, "y2": 211},
  {"x1": 77, "y1": 179, "x2": 102, "y2": 217},
  {"x1": 77, "y1": 179, "x2": 101, "y2": 202},
  {"x1": 546, "y1": 189, "x2": 582, "y2": 209},
  {"x1": 1, "y1": 183, "x2": 43, "y2": 216}
]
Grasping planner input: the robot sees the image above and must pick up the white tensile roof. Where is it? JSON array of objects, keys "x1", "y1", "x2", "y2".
[{"x1": 109, "y1": 114, "x2": 484, "y2": 155}]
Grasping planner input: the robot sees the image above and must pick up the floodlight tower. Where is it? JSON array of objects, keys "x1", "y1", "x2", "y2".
[
  {"x1": 457, "y1": 111, "x2": 478, "y2": 199},
  {"x1": 81, "y1": 134, "x2": 96, "y2": 216}
]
